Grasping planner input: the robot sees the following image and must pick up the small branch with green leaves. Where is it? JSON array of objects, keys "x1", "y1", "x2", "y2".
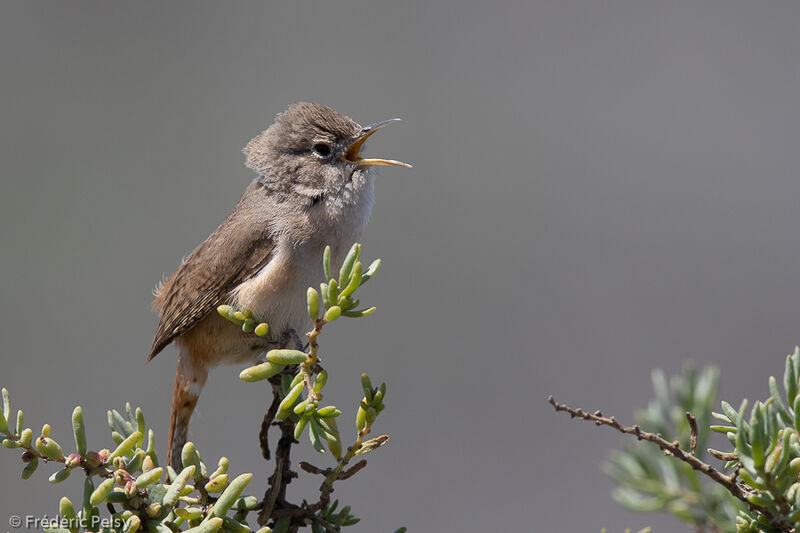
[
  {"x1": 548, "y1": 395, "x2": 756, "y2": 511},
  {"x1": 312, "y1": 373, "x2": 388, "y2": 513},
  {"x1": 1, "y1": 391, "x2": 265, "y2": 533},
  {"x1": 0, "y1": 242, "x2": 401, "y2": 533},
  {"x1": 552, "y1": 348, "x2": 800, "y2": 533},
  {"x1": 217, "y1": 243, "x2": 393, "y2": 532}
]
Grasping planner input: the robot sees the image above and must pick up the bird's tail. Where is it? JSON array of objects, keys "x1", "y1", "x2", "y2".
[{"x1": 168, "y1": 352, "x2": 208, "y2": 468}]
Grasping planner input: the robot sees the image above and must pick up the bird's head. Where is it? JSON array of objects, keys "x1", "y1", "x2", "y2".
[{"x1": 244, "y1": 102, "x2": 410, "y2": 208}]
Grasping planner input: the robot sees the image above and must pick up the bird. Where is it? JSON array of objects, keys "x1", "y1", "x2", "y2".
[{"x1": 148, "y1": 102, "x2": 410, "y2": 467}]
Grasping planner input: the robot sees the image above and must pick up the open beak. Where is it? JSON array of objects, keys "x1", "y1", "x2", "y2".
[{"x1": 343, "y1": 118, "x2": 412, "y2": 168}]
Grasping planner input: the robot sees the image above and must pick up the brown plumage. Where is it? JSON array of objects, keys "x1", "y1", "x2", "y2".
[
  {"x1": 149, "y1": 102, "x2": 409, "y2": 467},
  {"x1": 149, "y1": 185, "x2": 277, "y2": 362}
]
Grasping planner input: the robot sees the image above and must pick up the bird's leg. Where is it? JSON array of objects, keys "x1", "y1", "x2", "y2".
[
  {"x1": 287, "y1": 328, "x2": 306, "y2": 351},
  {"x1": 276, "y1": 329, "x2": 306, "y2": 351}
]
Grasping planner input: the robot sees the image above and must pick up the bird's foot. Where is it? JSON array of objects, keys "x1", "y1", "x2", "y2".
[
  {"x1": 277, "y1": 329, "x2": 306, "y2": 351},
  {"x1": 288, "y1": 328, "x2": 306, "y2": 351}
]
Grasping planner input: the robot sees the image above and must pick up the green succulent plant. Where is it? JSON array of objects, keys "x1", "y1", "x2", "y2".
[{"x1": 0, "y1": 243, "x2": 399, "y2": 533}]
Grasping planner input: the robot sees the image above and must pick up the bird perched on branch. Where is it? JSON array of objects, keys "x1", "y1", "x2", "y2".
[{"x1": 148, "y1": 102, "x2": 410, "y2": 467}]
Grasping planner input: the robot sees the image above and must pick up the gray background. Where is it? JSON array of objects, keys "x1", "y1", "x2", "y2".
[{"x1": 1, "y1": 2, "x2": 799, "y2": 531}]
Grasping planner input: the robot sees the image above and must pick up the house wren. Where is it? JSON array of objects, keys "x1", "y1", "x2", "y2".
[{"x1": 148, "y1": 102, "x2": 410, "y2": 467}]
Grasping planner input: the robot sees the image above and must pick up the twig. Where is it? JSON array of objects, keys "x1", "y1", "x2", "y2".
[
  {"x1": 708, "y1": 449, "x2": 738, "y2": 462},
  {"x1": 258, "y1": 418, "x2": 297, "y2": 525},
  {"x1": 297, "y1": 458, "x2": 368, "y2": 481},
  {"x1": 258, "y1": 379, "x2": 299, "y2": 526},
  {"x1": 197, "y1": 480, "x2": 211, "y2": 507},
  {"x1": 298, "y1": 461, "x2": 327, "y2": 475},
  {"x1": 257, "y1": 321, "x2": 331, "y2": 527},
  {"x1": 255, "y1": 306, "x2": 380, "y2": 526},
  {"x1": 302, "y1": 319, "x2": 327, "y2": 403},
  {"x1": 339, "y1": 459, "x2": 368, "y2": 481},
  {"x1": 547, "y1": 395, "x2": 784, "y2": 528},
  {"x1": 259, "y1": 377, "x2": 282, "y2": 462},
  {"x1": 314, "y1": 425, "x2": 375, "y2": 511},
  {"x1": 686, "y1": 411, "x2": 698, "y2": 454}
]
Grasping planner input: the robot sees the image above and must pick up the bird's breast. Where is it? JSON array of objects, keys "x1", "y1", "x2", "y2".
[
  {"x1": 229, "y1": 240, "x2": 315, "y2": 337},
  {"x1": 230, "y1": 178, "x2": 374, "y2": 340}
]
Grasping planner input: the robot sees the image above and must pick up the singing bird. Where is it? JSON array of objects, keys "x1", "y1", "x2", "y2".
[{"x1": 148, "y1": 103, "x2": 410, "y2": 467}]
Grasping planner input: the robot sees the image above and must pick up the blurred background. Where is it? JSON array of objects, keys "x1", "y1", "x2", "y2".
[{"x1": 2, "y1": 2, "x2": 800, "y2": 531}]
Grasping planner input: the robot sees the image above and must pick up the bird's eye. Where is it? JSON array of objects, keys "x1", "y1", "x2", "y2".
[{"x1": 312, "y1": 143, "x2": 332, "y2": 158}]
